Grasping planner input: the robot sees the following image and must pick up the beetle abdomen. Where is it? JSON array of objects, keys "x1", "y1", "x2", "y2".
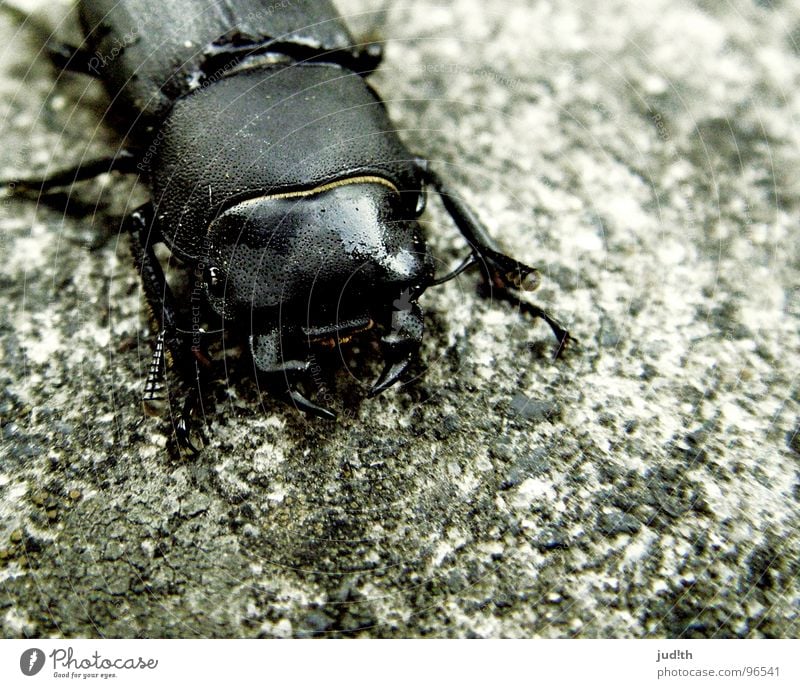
[
  {"x1": 78, "y1": 0, "x2": 360, "y2": 122},
  {"x1": 151, "y1": 63, "x2": 422, "y2": 261}
]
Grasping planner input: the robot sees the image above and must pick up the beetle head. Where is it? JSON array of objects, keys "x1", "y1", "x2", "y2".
[{"x1": 201, "y1": 179, "x2": 434, "y2": 402}]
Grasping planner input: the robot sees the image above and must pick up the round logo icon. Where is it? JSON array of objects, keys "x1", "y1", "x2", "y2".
[{"x1": 20, "y1": 648, "x2": 45, "y2": 676}]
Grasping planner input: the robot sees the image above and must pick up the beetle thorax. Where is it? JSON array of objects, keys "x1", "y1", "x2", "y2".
[{"x1": 202, "y1": 179, "x2": 432, "y2": 339}]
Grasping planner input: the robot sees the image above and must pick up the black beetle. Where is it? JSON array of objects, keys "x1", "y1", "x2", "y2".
[{"x1": 2, "y1": 0, "x2": 570, "y2": 451}]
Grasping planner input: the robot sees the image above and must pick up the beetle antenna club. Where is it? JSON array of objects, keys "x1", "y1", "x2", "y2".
[{"x1": 0, "y1": 0, "x2": 571, "y2": 452}]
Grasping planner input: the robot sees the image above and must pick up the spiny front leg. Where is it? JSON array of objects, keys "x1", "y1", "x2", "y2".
[
  {"x1": 142, "y1": 329, "x2": 167, "y2": 414},
  {"x1": 140, "y1": 330, "x2": 208, "y2": 453},
  {"x1": 127, "y1": 203, "x2": 211, "y2": 453}
]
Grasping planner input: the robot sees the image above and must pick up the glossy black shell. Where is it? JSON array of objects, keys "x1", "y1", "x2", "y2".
[
  {"x1": 77, "y1": 0, "x2": 424, "y2": 263},
  {"x1": 78, "y1": 0, "x2": 360, "y2": 123},
  {"x1": 150, "y1": 64, "x2": 423, "y2": 262},
  {"x1": 205, "y1": 182, "x2": 430, "y2": 326}
]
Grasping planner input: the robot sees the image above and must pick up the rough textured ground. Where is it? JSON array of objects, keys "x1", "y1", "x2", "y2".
[{"x1": 1, "y1": 0, "x2": 798, "y2": 638}]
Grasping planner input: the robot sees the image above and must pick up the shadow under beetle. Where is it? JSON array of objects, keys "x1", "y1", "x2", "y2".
[{"x1": 1, "y1": 0, "x2": 571, "y2": 452}]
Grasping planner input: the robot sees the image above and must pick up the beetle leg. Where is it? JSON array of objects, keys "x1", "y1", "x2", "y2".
[
  {"x1": 127, "y1": 204, "x2": 179, "y2": 338},
  {"x1": 127, "y1": 203, "x2": 212, "y2": 450},
  {"x1": 352, "y1": 41, "x2": 383, "y2": 75},
  {"x1": 1, "y1": 149, "x2": 139, "y2": 198},
  {"x1": 175, "y1": 384, "x2": 207, "y2": 455},
  {"x1": 46, "y1": 41, "x2": 100, "y2": 76},
  {"x1": 286, "y1": 384, "x2": 337, "y2": 421},
  {"x1": 430, "y1": 253, "x2": 479, "y2": 285},
  {"x1": 250, "y1": 330, "x2": 337, "y2": 420},
  {"x1": 420, "y1": 163, "x2": 571, "y2": 356},
  {"x1": 420, "y1": 165, "x2": 539, "y2": 288},
  {"x1": 369, "y1": 301, "x2": 424, "y2": 397},
  {"x1": 142, "y1": 329, "x2": 168, "y2": 415},
  {"x1": 484, "y1": 286, "x2": 571, "y2": 359},
  {"x1": 175, "y1": 418, "x2": 199, "y2": 455},
  {"x1": 0, "y1": 3, "x2": 99, "y2": 76}
]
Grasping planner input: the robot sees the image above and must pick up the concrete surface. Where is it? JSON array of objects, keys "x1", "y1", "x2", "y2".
[{"x1": 0, "y1": 0, "x2": 798, "y2": 638}]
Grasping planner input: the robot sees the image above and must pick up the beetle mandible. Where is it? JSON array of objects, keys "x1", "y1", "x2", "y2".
[{"x1": 2, "y1": 0, "x2": 571, "y2": 451}]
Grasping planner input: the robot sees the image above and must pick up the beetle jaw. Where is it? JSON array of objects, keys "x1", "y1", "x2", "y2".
[
  {"x1": 368, "y1": 300, "x2": 424, "y2": 397},
  {"x1": 246, "y1": 295, "x2": 425, "y2": 415}
]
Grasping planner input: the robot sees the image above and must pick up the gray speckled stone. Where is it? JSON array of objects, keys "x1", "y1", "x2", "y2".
[{"x1": 1, "y1": 0, "x2": 798, "y2": 638}]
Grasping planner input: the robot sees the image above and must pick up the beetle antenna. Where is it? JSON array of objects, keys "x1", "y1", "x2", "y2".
[{"x1": 429, "y1": 253, "x2": 478, "y2": 286}]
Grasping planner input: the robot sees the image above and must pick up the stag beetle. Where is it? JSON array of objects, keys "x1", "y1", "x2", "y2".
[{"x1": 1, "y1": 0, "x2": 571, "y2": 451}]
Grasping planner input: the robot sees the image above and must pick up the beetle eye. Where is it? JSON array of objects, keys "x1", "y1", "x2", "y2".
[{"x1": 204, "y1": 266, "x2": 225, "y2": 298}]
